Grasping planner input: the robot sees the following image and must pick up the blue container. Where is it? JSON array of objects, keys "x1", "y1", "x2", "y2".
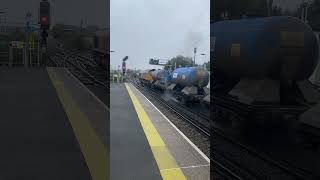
[
  {"x1": 171, "y1": 67, "x2": 209, "y2": 88},
  {"x1": 211, "y1": 16, "x2": 319, "y2": 80},
  {"x1": 152, "y1": 69, "x2": 171, "y2": 81},
  {"x1": 151, "y1": 70, "x2": 171, "y2": 89}
]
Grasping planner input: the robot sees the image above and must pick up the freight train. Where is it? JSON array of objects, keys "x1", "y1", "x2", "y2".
[
  {"x1": 211, "y1": 16, "x2": 320, "y2": 136},
  {"x1": 139, "y1": 67, "x2": 210, "y2": 104}
]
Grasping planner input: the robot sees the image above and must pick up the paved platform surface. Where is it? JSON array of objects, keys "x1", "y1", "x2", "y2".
[
  {"x1": 300, "y1": 102, "x2": 320, "y2": 128},
  {"x1": 51, "y1": 68, "x2": 108, "y2": 147},
  {"x1": 128, "y1": 83, "x2": 210, "y2": 180},
  {"x1": 0, "y1": 67, "x2": 92, "y2": 179},
  {"x1": 110, "y1": 83, "x2": 162, "y2": 180},
  {"x1": 48, "y1": 67, "x2": 108, "y2": 180},
  {"x1": 110, "y1": 83, "x2": 209, "y2": 180}
]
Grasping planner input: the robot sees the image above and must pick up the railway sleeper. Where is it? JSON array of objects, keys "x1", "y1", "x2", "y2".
[{"x1": 297, "y1": 124, "x2": 320, "y2": 152}]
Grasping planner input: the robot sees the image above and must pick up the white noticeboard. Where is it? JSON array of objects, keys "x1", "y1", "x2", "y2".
[{"x1": 172, "y1": 73, "x2": 178, "y2": 78}]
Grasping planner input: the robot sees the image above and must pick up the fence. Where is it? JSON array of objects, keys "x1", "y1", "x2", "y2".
[{"x1": 0, "y1": 41, "x2": 44, "y2": 67}]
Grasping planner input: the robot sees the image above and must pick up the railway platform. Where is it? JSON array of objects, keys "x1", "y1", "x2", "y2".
[
  {"x1": 110, "y1": 83, "x2": 210, "y2": 180},
  {"x1": 0, "y1": 67, "x2": 108, "y2": 180}
]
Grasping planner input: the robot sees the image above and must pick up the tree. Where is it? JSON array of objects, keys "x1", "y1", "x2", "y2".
[
  {"x1": 203, "y1": 61, "x2": 210, "y2": 71},
  {"x1": 165, "y1": 55, "x2": 193, "y2": 70}
]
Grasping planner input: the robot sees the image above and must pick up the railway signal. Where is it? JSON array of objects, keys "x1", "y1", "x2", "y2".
[
  {"x1": 39, "y1": 0, "x2": 50, "y2": 30},
  {"x1": 123, "y1": 56, "x2": 128, "y2": 61},
  {"x1": 149, "y1": 58, "x2": 172, "y2": 70},
  {"x1": 149, "y1": 58, "x2": 159, "y2": 65},
  {"x1": 122, "y1": 56, "x2": 128, "y2": 76},
  {"x1": 39, "y1": 0, "x2": 50, "y2": 45},
  {"x1": 122, "y1": 61, "x2": 126, "y2": 75},
  {"x1": 41, "y1": 29, "x2": 48, "y2": 44}
]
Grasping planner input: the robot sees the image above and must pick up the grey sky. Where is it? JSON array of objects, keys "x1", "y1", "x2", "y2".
[
  {"x1": 1, "y1": 0, "x2": 108, "y2": 27},
  {"x1": 110, "y1": 0, "x2": 210, "y2": 70}
]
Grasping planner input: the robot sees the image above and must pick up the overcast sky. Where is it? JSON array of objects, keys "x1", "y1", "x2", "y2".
[
  {"x1": 1, "y1": 0, "x2": 108, "y2": 27},
  {"x1": 110, "y1": 0, "x2": 210, "y2": 70}
]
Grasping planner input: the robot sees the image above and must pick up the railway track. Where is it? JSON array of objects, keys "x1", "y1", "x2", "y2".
[
  {"x1": 213, "y1": 107, "x2": 319, "y2": 179},
  {"x1": 131, "y1": 79, "x2": 245, "y2": 180},
  {"x1": 48, "y1": 47, "x2": 109, "y2": 106},
  {"x1": 213, "y1": 126, "x2": 320, "y2": 180},
  {"x1": 212, "y1": 102, "x2": 320, "y2": 180},
  {"x1": 214, "y1": 108, "x2": 318, "y2": 180},
  {"x1": 131, "y1": 79, "x2": 210, "y2": 136},
  {"x1": 132, "y1": 79, "x2": 256, "y2": 180},
  {"x1": 133, "y1": 79, "x2": 319, "y2": 180}
]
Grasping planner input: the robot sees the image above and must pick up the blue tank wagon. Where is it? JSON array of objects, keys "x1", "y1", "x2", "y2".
[
  {"x1": 211, "y1": 16, "x2": 319, "y2": 81},
  {"x1": 211, "y1": 16, "x2": 320, "y2": 131},
  {"x1": 168, "y1": 66, "x2": 210, "y2": 103},
  {"x1": 151, "y1": 69, "x2": 171, "y2": 90}
]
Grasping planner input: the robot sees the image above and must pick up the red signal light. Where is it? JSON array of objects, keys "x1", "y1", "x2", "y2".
[{"x1": 41, "y1": 16, "x2": 48, "y2": 24}]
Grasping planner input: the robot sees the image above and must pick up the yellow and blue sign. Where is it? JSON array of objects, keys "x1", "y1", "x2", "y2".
[{"x1": 28, "y1": 34, "x2": 35, "y2": 49}]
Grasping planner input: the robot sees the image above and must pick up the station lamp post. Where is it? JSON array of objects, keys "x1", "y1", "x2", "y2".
[
  {"x1": 201, "y1": 53, "x2": 206, "y2": 64},
  {"x1": 201, "y1": 53, "x2": 208, "y2": 70},
  {"x1": 193, "y1": 47, "x2": 197, "y2": 66},
  {"x1": 201, "y1": 53, "x2": 206, "y2": 61}
]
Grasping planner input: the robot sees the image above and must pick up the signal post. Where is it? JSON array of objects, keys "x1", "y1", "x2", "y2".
[{"x1": 39, "y1": 0, "x2": 50, "y2": 66}]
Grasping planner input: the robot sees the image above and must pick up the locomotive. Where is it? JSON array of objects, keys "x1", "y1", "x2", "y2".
[
  {"x1": 139, "y1": 66, "x2": 210, "y2": 104},
  {"x1": 211, "y1": 16, "x2": 320, "y2": 132},
  {"x1": 139, "y1": 69, "x2": 155, "y2": 83}
]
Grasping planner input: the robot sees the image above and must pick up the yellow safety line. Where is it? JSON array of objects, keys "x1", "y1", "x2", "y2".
[
  {"x1": 47, "y1": 68, "x2": 108, "y2": 180},
  {"x1": 125, "y1": 83, "x2": 187, "y2": 180}
]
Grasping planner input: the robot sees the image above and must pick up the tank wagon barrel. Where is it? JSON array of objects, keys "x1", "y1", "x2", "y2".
[
  {"x1": 171, "y1": 67, "x2": 210, "y2": 88},
  {"x1": 211, "y1": 16, "x2": 319, "y2": 81},
  {"x1": 151, "y1": 69, "x2": 170, "y2": 81},
  {"x1": 211, "y1": 16, "x2": 320, "y2": 139}
]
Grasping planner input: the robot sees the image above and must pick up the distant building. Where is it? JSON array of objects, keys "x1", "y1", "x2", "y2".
[{"x1": 54, "y1": 23, "x2": 80, "y2": 32}]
